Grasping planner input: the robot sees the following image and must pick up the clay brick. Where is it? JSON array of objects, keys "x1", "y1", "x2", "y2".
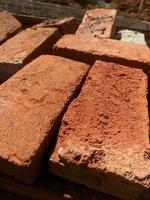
[
  {"x1": 0, "y1": 11, "x2": 22, "y2": 45},
  {"x1": 0, "y1": 55, "x2": 89, "y2": 184},
  {"x1": 0, "y1": 173, "x2": 117, "y2": 200},
  {"x1": 49, "y1": 60, "x2": 150, "y2": 200},
  {"x1": 53, "y1": 34, "x2": 150, "y2": 71},
  {"x1": 39, "y1": 17, "x2": 78, "y2": 35},
  {"x1": 76, "y1": 9, "x2": 117, "y2": 38},
  {"x1": 0, "y1": 26, "x2": 61, "y2": 83}
]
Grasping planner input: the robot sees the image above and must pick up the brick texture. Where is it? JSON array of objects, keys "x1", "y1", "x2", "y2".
[
  {"x1": 0, "y1": 11, "x2": 22, "y2": 45},
  {"x1": 0, "y1": 26, "x2": 61, "y2": 84},
  {"x1": 76, "y1": 9, "x2": 117, "y2": 38},
  {"x1": 49, "y1": 60, "x2": 150, "y2": 200},
  {"x1": 0, "y1": 55, "x2": 89, "y2": 184},
  {"x1": 54, "y1": 34, "x2": 150, "y2": 71}
]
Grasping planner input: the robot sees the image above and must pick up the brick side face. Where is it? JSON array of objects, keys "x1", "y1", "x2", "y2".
[
  {"x1": 0, "y1": 173, "x2": 117, "y2": 200},
  {"x1": 54, "y1": 34, "x2": 150, "y2": 70}
]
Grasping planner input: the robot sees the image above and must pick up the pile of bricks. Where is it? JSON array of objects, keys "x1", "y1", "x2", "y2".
[{"x1": 0, "y1": 8, "x2": 150, "y2": 200}]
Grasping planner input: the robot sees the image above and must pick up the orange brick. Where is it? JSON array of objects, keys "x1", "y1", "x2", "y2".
[
  {"x1": 54, "y1": 34, "x2": 150, "y2": 71},
  {"x1": 0, "y1": 11, "x2": 22, "y2": 45},
  {"x1": 49, "y1": 60, "x2": 150, "y2": 200},
  {"x1": 0, "y1": 55, "x2": 89, "y2": 184},
  {"x1": 0, "y1": 26, "x2": 61, "y2": 83}
]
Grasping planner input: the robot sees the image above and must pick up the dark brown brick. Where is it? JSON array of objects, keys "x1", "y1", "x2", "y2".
[
  {"x1": 0, "y1": 173, "x2": 118, "y2": 200},
  {"x1": 0, "y1": 189, "x2": 27, "y2": 200},
  {"x1": 39, "y1": 17, "x2": 78, "y2": 35}
]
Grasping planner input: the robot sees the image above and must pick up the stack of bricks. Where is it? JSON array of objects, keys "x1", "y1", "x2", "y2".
[{"x1": 0, "y1": 8, "x2": 150, "y2": 200}]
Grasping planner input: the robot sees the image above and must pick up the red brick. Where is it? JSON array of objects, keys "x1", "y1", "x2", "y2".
[
  {"x1": 0, "y1": 26, "x2": 61, "y2": 83},
  {"x1": 53, "y1": 34, "x2": 150, "y2": 70},
  {"x1": 76, "y1": 9, "x2": 117, "y2": 38},
  {"x1": 39, "y1": 17, "x2": 78, "y2": 35},
  {"x1": 0, "y1": 11, "x2": 22, "y2": 45},
  {"x1": 0, "y1": 55, "x2": 89, "y2": 184},
  {"x1": 49, "y1": 60, "x2": 150, "y2": 200},
  {"x1": 0, "y1": 173, "x2": 117, "y2": 200}
]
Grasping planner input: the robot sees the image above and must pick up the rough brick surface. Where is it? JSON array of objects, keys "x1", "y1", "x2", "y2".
[
  {"x1": 76, "y1": 9, "x2": 117, "y2": 38},
  {"x1": 39, "y1": 17, "x2": 78, "y2": 35},
  {"x1": 0, "y1": 55, "x2": 89, "y2": 184},
  {"x1": 0, "y1": 174, "x2": 118, "y2": 200},
  {"x1": 0, "y1": 26, "x2": 61, "y2": 83},
  {"x1": 0, "y1": 11, "x2": 22, "y2": 45},
  {"x1": 54, "y1": 34, "x2": 150, "y2": 70},
  {"x1": 49, "y1": 61, "x2": 150, "y2": 200}
]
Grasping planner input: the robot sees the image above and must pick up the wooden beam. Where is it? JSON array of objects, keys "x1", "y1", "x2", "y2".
[
  {"x1": 0, "y1": 0, "x2": 85, "y2": 21},
  {"x1": 116, "y1": 16, "x2": 150, "y2": 32}
]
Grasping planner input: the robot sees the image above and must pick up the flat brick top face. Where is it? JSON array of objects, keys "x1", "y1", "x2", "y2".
[
  {"x1": 54, "y1": 34, "x2": 150, "y2": 66},
  {"x1": 0, "y1": 11, "x2": 22, "y2": 44},
  {"x1": 77, "y1": 9, "x2": 117, "y2": 38},
  {"x1": 50, "y1": 61, "x2": 150, "y2": 187},
  {"x1": 0, "y1": 55, "x2": 89, "y2": 179},
  {"x1": 0, "y1": 27, "x2": 58, "y2": 64}
]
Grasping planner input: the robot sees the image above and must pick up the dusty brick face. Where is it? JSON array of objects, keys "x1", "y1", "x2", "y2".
[
  {"x1": 0, "y1": 174, "x2": 117, "y2": 200},
  {"x1": 0, "y1": 26, "x2": 61, "y2": 84},
  {"x1": 0, "y1": 11, "x2": 22, "y2": 45},
  {"x1": 0, "y1": 55, "x2": 89, "y2": 184},
  {"x1": 54, "y1": 34, "x2": 150, "y2": 71},
  {"x1": 49, "y1": 60, "x2": 150, "y2": 200},
  {"x1": 76, "y1": 9, "x2": 117, "y2": 39}
]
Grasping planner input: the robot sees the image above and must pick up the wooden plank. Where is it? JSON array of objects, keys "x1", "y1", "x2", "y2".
[
  {"x1": 116, "y1": 15, "x2": 150, "y2": 32},
  {"x1": 0, "y1": 0, "x2": 85, "y2": 21}
]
